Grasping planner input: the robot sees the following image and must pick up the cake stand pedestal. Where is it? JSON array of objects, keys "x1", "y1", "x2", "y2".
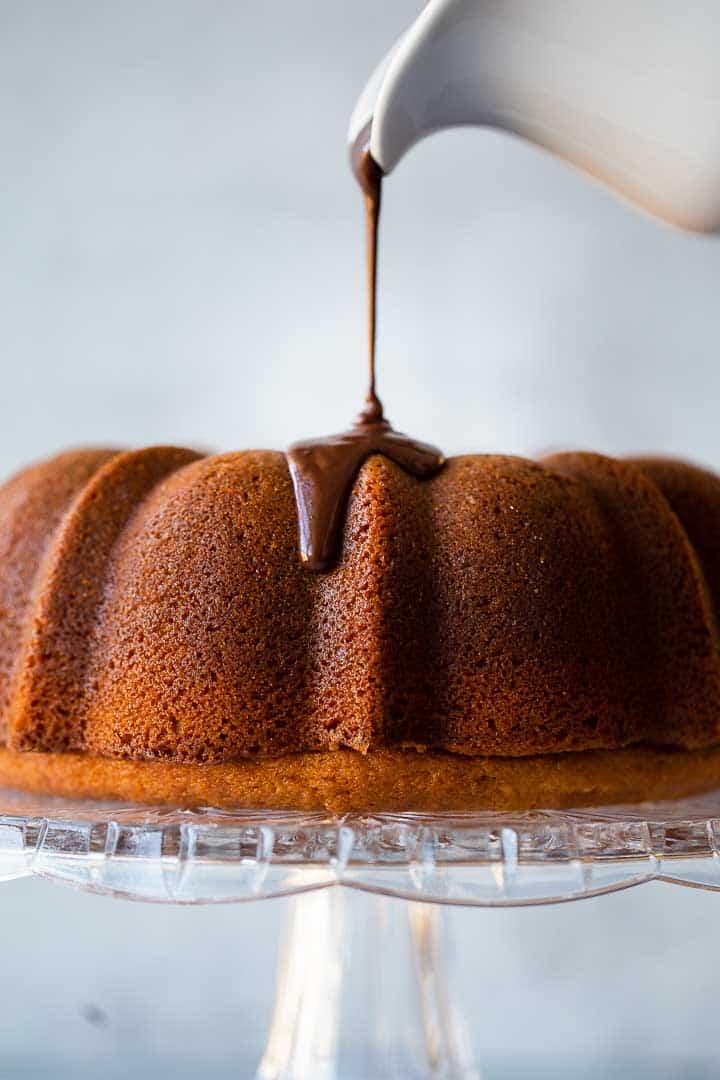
[
  {"x1": 1, "y1": 789, "x2": 719, "y2": 1079},
  {"x1": 257, "y1": 886, "x2": 477, "y2": 1079}
]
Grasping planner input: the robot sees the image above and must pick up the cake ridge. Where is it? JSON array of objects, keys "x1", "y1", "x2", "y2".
[
  {"x1": 547, "y1": 451, "x2": 720, "y2": 748},
  {"x1": 8, "y1": 446, "x2": 201, "y2": 753},
  {"x1": 314, "y1": 453, "x2": 440, "y2": 751},
  {"x1": 0, "y1": 448, "x2": 120, "y2": 742},
  {"x1": 630, "y1": 457, "x2": 720, "y2": 642},
  {"x1": 81, "y1": 450, "x2": 318, "y2": 762}
]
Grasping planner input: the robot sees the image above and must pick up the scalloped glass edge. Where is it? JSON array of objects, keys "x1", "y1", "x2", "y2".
[{"x1": 1, "y1": 787, "x2": 720, "y2": 905}]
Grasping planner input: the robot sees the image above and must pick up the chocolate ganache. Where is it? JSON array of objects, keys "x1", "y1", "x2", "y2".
[{"x1": 287, "y1": 121, "x2": 444, "y2": 571}]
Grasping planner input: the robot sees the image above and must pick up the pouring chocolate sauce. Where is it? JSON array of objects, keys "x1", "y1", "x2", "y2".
[
  {"x1": 351, "y1": 120, "x2": 384, "y2": 425},
  {"x1": 288, "y1": 0, "x2": 720, "y2": 570},
  {"x1": 286, "y1": 122, "x2": 444, "y2": 572}
]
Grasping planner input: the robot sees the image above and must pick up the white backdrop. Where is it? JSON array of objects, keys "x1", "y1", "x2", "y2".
[{"x1": 1, "y1": 2, "x2": 719, "y2": 1076}]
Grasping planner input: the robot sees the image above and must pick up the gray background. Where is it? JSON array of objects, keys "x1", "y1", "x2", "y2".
[{"x1": 1, "y1": 2, "x2": 719, "y2": 1076}]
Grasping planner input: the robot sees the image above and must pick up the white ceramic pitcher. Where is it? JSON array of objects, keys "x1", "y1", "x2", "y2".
[{"x1": 349, "y1": 0, "x2": 720, "y2": 232}]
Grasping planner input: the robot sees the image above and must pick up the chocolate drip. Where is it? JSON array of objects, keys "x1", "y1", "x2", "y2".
[
  {"x1": 286, "y1": 121, "x2": 445, "y2": 572},
  {"x1": 288, "y1": 421, "x2": 444, "y2": 571}
]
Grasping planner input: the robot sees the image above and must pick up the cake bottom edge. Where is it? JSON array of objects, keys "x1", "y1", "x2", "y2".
[{"x1": 0, "y1": 743, "x2": 719, "y2": 812}]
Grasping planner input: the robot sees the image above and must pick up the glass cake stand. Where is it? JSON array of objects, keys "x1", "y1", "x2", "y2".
[{"x1": 2, "y1": 787, "x2": 720, "y2": 1079}]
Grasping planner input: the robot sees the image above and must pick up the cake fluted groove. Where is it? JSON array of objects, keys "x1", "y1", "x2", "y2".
[
  {"x1": 308, "y1": 457, "x2": 387, "y2": 752},
  {"x1": 8, "y1": 447, "x2": 202, "y2": 753},
  {"x1": 546, "y1": 452, "x2": 720, "y2": 749},
  {"x1": 309, "y1": 454, "x2": 439, "y2": 752},
  {"x1": 0, "y1": 448, "x2": 120, "y2": 744},
  {"x1": 630, "y1": 456, "x2": 720, "y2": 740}
]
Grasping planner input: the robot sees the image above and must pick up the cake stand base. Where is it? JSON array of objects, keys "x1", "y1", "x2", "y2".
[
  {"x1": 257, "y1": 886, "x2": 479, "y2": 1080},
  {"x1": 2, "y1": 790, "x2": 720, "y2": 1077}
]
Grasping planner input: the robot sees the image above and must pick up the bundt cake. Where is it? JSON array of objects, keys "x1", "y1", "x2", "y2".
[{"x1": 0, "y1": 443, "x2": 719, "y2": 811}]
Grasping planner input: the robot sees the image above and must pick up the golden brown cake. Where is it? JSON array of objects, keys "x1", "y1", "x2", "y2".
[{"x1": 0, "y1": 445, "x2": 719, "y2": 811}]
